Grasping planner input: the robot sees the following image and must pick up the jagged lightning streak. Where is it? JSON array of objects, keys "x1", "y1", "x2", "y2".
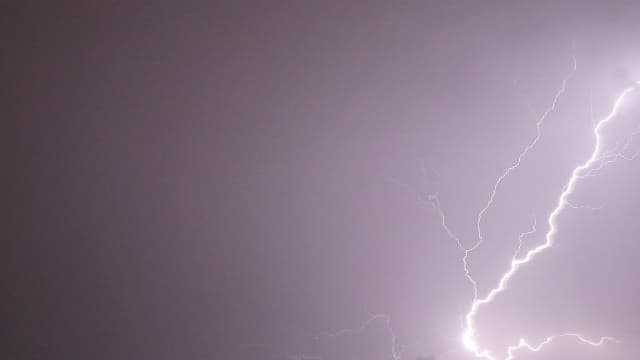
[
  {"x1": 425, "y1": 192, "x2": 480, "y2": 300},
  {"x1": 314, "y1": 310, "x2": 401, "y2": 360},
  {"x1": 462, "y1": 82, "x2": 640, "y2": 359}
]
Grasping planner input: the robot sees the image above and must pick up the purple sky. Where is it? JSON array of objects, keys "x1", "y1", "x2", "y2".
[{"x1": 6, "y1": 2, "x2": 640, "y2": 360}]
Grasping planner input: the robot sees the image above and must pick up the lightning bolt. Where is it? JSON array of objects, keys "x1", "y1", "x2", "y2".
[
  {"x1": 291, "y1": 55, "x2": 638, "y2": 360},
  {"x1": 459, "y1": 73, "x2": 639, "y2": 359}
]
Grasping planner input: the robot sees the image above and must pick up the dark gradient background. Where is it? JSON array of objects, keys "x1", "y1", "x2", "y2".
[{"x1": 5, "y1": 2, "x2": 640, "y2": 359}]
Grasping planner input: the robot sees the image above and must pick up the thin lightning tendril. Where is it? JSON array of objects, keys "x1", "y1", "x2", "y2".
[
  {"x1": 287, "y1": 355, "x2": 324, "y2": 360},
  {"x1": 565, "y1": 199, "x2": 604, "y2": 211},
  {"x1": 513, "y1": 215, "x2": 536, "y2": 259},
  {"x1": 504, "y1": 334, "x2": 619, "y2": 360},
  {"x1": 474, "y1": 55, "x2": 577, "y2": 251},
  {"x1": 315, "y1": 310, "x2": 401, "y2": 360}
]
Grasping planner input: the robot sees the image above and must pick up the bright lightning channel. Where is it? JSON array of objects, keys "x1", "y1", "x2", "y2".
[{"x1": 461, "y1": 79, "x2": 640, "y2": 359}]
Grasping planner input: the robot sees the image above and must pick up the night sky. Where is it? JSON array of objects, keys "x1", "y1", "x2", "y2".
[{"x1": 6, "y1": 2, "x2": 640, "y2": 359}]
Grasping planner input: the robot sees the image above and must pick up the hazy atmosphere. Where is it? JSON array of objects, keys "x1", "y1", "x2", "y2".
[{"x1": 6, "y1": 2, "x2": 640, "y2": 359}]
